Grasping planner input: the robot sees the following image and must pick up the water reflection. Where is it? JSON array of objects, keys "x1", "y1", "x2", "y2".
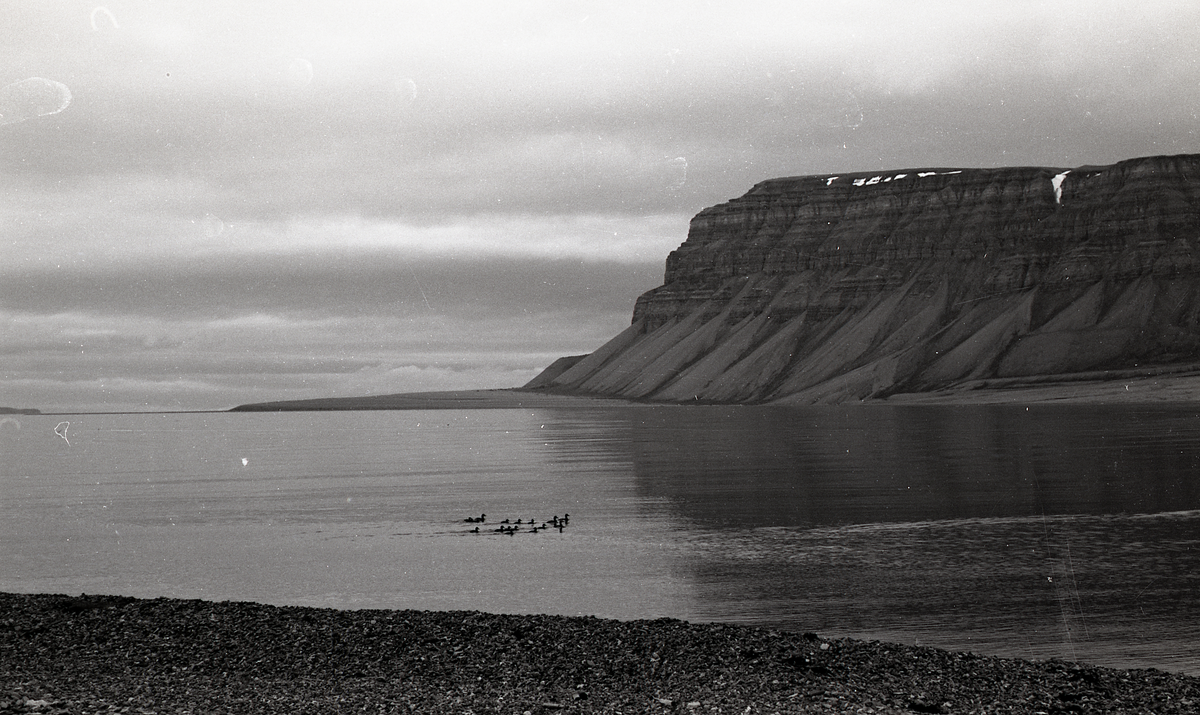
[
  {"x1": 596, "y1": 404, "x2": 1200, "y2": 672},
  {"x1": 618, "y1": 404, "x2": 1200, "y2": 527},
  {"x1": 3, "y1": 406, "x2": 1197, "y2": 674}
]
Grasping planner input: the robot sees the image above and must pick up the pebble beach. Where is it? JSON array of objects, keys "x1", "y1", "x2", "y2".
[{"x1": 3, "y1": 592, "x2": 1198, "y2": 714}]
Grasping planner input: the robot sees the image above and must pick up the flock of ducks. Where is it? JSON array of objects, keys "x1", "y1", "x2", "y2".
[{"x1": 463, "y1": 513, "x2": 570, "y2": 535}]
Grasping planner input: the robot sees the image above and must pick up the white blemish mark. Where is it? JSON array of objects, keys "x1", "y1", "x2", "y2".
[
  {"x1": 918, "y1": 171, "x2": 937, "y2": 177},
  {"x1": 664, "y1": 156, "x2": 688, "y2": 191},
  {"x1": 943, "y1": 170, "x2": 963, "y2": 175},
  {"x1": 202, "y1": 214, "x2": 224, "y2": 237},
  {"x1": 852, "y1": 178, "x2": 866, "y2": 186},
  {"x1": 391, "y1": 78, "x2": 418, "y2": 111},
  {"x1": 90, "y1": 6, "x2": 119, "y2": 31},
  {"x1": 825, "y1": 176, "x2": 839, "y2": 185},
  {"x1": 1051, "y1": 170, "x2": 1071, "y2": 204},
  {"x1": 864, "y1": 176, "x2": 882, "y2": 185},
  {"x1": 893, "y1": 174, "x2": 907, "y2": 180},
  {"x1": 0, "y1": 78, "x2": 72, "y2": 126},
  {"x1": 286, "y1": 58, "x2": 314, "y2": 88},
  {"x1": 54, "y1": 421, "x2": 70, "y2": 446},
  {"x1": 241, "y1": 457, "x2": 249, "y2": 466}
]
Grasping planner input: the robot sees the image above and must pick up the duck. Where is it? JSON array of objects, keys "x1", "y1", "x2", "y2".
[
  {"x1": 464, "y1": 513, "x2": 486, "y2": 523},
  {"x1": 470, "y1": 526, "x2": 480, "y2": 533}
]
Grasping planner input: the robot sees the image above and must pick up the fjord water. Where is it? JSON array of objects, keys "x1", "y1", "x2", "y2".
[{"x1": 2, "y1": 405, "x2": 1198, "y2": 675}]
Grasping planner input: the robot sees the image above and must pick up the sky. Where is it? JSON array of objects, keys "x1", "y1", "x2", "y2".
[{"x1": 2, "y1": 0, "x2": 1199, "y2": 412}]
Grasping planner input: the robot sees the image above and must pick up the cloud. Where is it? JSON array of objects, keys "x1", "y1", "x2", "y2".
[
  {"x1": 3, "y1": 0, "x2": 1200, "y2": 411},
  {"x1": 1, "y1": 232, "x2": 672, "y2": 315},
  {"x1": 7, "y1": 1, "x2": 1200, "y2": 218},
  {"x1": 0, "y1": 304, "x2": 620, "y2": 412},
  {"x1": 0, "y1": 252, "x2": 657, "y2": 411}
]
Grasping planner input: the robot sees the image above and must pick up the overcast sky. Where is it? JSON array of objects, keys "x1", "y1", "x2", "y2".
[{"x1": 3, "y1": 0, "x2": 1199, "y2": 412}]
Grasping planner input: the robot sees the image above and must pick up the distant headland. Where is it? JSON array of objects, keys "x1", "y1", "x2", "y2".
[{"x1": 523, "y1": 153, "x2": 1200, "y2": 404}]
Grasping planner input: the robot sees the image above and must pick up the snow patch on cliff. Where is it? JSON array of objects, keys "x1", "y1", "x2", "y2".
[
  {"x1": 838, "y1": 170, "x2": 958, "y2": 187},
  {"x1": 1051, "y1": 171, "x2": 1071, "y2": 204}
]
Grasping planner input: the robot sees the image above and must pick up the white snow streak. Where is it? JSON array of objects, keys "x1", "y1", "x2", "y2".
[
  {"x1": 832, "y1": 170, "x2": 962, "y2": 188},
  {"x1": 1051, "y1": 171, "x2": 1071, "y2": 204}
]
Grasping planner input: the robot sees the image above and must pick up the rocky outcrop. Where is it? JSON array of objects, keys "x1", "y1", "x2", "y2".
[{"x1": 526, "y1": 154, "x2": 1200, "y2": 403}]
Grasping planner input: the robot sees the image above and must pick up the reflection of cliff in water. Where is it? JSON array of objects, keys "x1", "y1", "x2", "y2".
[
  {"x1": 610, "y1": 404, "x2": 1200, "y2": 673},
  {"x1": 619, "y1": 404, "x2": 1200, "y2": 528}
]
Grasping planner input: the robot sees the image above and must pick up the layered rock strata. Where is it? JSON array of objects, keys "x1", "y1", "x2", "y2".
[{"x1": 527, "y1": 154, "x2": 1200, "y2": 403}]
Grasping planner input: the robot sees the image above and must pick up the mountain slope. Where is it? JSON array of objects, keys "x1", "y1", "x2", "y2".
[{"x1": 526, "y1": 154, "x2": 1200, "y2": 403}]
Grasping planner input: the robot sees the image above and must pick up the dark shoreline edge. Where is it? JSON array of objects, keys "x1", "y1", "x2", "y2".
[
  {"x1": 227, "y1": 369, "x2": 1200, "y2": 413},
  {"x1": 228, "y1": 388, "x2": 635, "y2": 412},
  {"x1": 3, "y1": 592, "x2": 1198, "y2": 714}
]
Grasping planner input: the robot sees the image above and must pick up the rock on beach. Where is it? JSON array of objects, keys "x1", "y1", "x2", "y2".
[{"x1": 2, "y1": 591, "x2": 1198, "y2": 714}]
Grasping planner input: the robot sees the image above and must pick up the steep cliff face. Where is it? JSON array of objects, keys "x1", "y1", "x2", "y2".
[{"x1": 527, "y1": 154, "x2": 1200, "y2": 403}]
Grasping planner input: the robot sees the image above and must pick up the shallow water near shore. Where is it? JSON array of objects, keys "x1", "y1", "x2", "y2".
[{"x1": 2, "y1": 404, "x2": 1199, "y2": 675}]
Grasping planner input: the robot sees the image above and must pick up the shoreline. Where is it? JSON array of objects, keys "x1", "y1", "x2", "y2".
[
  {"x1": 3, "y1": 592, "x2": 1198, "y2": 714},
  {"x1": 226, "y1": 370, "x2": 1200, "y2": 412}
]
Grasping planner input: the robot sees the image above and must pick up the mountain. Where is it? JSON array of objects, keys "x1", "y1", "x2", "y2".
[{"x1": 524, "y1": 153, "x2": 1200, "y2": 404}]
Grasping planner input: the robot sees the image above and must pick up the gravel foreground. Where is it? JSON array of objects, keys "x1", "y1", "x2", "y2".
[{"x1": 2, "y1": 593, "x2": 1198, "y2": 714}]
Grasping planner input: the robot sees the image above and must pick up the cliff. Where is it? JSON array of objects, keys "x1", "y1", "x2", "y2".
[{"x1": 525, "y1": 153, "x2": 1200, "y2": 403}]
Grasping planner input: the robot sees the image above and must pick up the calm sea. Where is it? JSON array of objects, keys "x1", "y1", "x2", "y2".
[{"x1": 2, "y1": 404, "x2": 1198, "y2": 675}]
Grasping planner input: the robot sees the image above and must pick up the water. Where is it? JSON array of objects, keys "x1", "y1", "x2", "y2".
[{"x1": 1, "y1": 404, "x2": 1198, "y2": 675}]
